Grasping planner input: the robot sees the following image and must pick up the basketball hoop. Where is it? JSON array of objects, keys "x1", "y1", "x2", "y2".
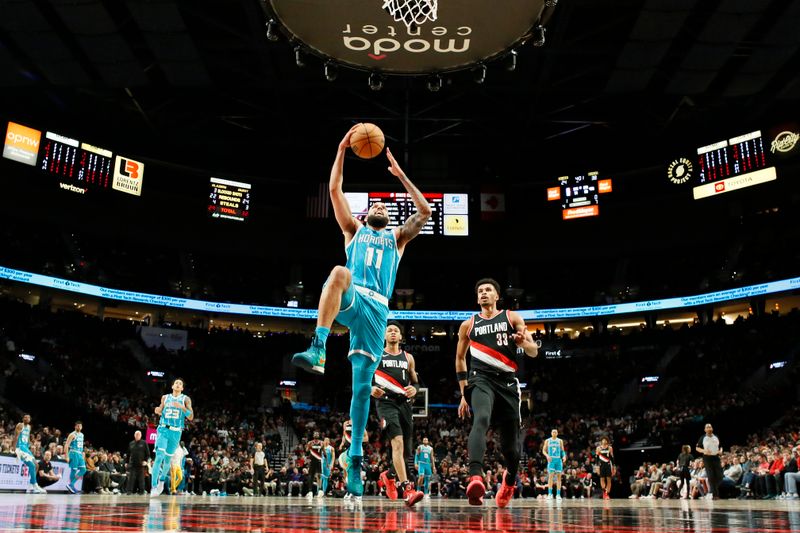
[{"x1": 382, "y1": 0, "x2": 438, "y2": 31}]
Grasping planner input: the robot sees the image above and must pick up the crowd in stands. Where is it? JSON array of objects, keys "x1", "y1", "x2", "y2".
[{"x1": 0, "y1": 296, "x2": 798, "y2": 499}]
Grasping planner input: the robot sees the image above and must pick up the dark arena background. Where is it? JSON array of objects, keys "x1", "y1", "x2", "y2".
[{"x1": 1, "y1": 0, "x2": 799, "y2": 531}]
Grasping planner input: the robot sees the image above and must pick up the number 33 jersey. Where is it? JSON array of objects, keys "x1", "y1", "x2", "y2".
[{"x1": 468, "y1": 310, "x2": 520, "y2": 376}]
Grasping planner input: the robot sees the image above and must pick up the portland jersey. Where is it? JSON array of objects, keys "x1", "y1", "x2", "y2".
[
  {"x1": 546, "y1": 439, "x2": 564, "y2": 460},
  {"x1": 598, "y1": 445, "x2": 613, "y2": 464},
  {"x1": 468, "y1": 310, "x2": 519, "y2": 376},
  {"x1": 159, "y1": 393, "x2": 188, "y2": 430},
  {"x1": 345, "y1": 225, "x2": 401, "y2": 300},
  {"x1": 374, "y1": 350, "x2": 411, "y2": 400},
  {"x1": 309, "y1": 439, "x2": 323, "y2": 461},
  {"x1": 17, "y1": 424, "x2": 31, "y2": 450},
  {"x1": 416, "y1": 445, "x2": 433, "y2": 465},
  {"x1": 69, "y1": 431, "x2": 84, "y2": 453}
]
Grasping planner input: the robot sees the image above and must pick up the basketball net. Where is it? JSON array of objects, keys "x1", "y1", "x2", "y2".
[{"x1": 382, "y1": 0, "x2": 438, "y2": 31}]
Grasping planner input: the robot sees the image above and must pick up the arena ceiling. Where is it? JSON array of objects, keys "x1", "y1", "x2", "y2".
[{"x1": 0, "y1": 0, "x2": 798, "y2": 183}]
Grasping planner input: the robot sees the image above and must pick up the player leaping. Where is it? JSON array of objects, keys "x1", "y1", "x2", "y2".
[{"x1": 292, "y1": 125, "x2": 431, "y2": 501}]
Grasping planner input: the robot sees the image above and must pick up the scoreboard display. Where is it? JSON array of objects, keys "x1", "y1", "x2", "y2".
[
  {"x1": 547, "y1": 171, "x2": 612, "y2": 220},
  {"x1": 39, "y1": 131, "x2": 114, "y2": 190},
  {"x1": 692, "y1": 130, "x2": 777, "y2": 199},
  {"x1": 208, "y1": 177, "x2": 251, "y2": 222},
  {"x1": 344, "y1": 192, "x2": 468, "y2": 236},
  {"x1": 3, "y1": 121, "x2": 143, "y2": 195}
]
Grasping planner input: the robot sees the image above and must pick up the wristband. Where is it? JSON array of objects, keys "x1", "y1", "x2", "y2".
[{"x1": 456, "y1": 371, "x2": 468, "y2": 382}]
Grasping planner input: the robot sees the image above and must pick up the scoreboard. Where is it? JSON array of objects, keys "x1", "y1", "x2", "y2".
[
  {"x1": 40, "y1": 131, "x2": 114, "y2": 190},
  {"x1": 208, "y1": 177, "x2": 251, "y2": 222},
  {"x1": 3, "y1": 121, "x2": 142, "y2": 196},
  {"x1": 344, "y1": 192, "x2": 468, "y2": 236},
  {"x1": 547, "y1": 171, "x2": 612, "y2": 220},
  {"x1": 692, "y1": 130, "x2": 777, "y2": 199}
]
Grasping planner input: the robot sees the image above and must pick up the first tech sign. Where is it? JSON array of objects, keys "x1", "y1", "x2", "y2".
[{"x1": 112, "y1": 156, "x2": 144, "y2": 196}]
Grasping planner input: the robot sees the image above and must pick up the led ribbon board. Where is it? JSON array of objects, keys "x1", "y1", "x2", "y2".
[{"x1": 1, "y1": 265, "x2": 798, "y2": 321}]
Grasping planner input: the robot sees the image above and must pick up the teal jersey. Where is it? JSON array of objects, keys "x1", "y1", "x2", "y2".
[
  {"x1": 345, "y1": 225, "x2": 401, "y2": 300},
  {"x1": 416, "y1": 445, "x2": 433, "y2": 465},
  {"x1": 323, "y1": 445, "x2": 335, "y2": 469},
  {"x1": 69, "y1": 431, "x2": 84, "y2": 453},
  {"x1": 17, "y1": 424, "x2": 31, "y2": 450},
  {"x1": 159, "y1": 393, "x2": 189, "y2": 430},
  {"x1": 546, "y1": 438, "x2": 564, "y2": 459}
]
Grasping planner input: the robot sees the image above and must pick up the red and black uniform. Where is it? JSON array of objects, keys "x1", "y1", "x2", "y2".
[
  {"x1": 465, "y1": 310, "x2": 523, "y2": 479},
  {"x1": 597, "y1": 445, "x2": 614, "y2": 477},
  {"x1": 373, "y1": 350, "x2": 415, "y2": 460},
  {"x1": 307, "y1": 439, "x2": 323, "y2": 480}
]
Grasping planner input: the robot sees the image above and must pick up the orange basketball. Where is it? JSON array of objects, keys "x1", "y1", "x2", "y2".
[{"x1": 350, "y1": 123, "x2": 385, "y2": 159}]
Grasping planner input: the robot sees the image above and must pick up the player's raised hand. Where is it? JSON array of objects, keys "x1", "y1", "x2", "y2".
[
  {"x1": 511, "y1": 325, "x2": 534, "y2": 346},
  {"x1": 458, "y1": 396, "x2": 471, "y2": 419},
  {"x1": 386, "y1": 147, "x2": 405, "y2": 178},
  {"x1": 339, "y1": 124, "x2": 360, "y2": 151}
]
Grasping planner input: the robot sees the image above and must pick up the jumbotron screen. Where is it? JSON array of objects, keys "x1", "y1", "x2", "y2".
[
  {"x1": 208, "y1": 177, "x2": 251, "y2": 222},
  {"x1": 344, "y1": 192, "x2": 468, "y2": 236}
]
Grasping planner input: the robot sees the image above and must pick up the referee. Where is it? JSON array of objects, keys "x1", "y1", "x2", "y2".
[
  {"x1": 371, "y1": 322, "x2": 423, "y2": 507},
  {"x1": 456, "y1": 278, "x2": 539, "y2": 508},
  {"x1": 696, "y1": 423, "x2": 723, "y2": 499}
]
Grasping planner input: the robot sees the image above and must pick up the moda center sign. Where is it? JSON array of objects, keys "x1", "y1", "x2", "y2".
[{"x1": 268, "y1": 0, "x2": 548, "y2": 74}]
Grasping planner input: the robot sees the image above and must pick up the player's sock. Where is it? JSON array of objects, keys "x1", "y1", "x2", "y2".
[
  {"x1": 322, "y1": 476, "x2": 328, "y2": 494},
  {"x1": 315, "y1": 326, "x2": 330, "y2": 345},
  {"x1": 24, "y1": 459, "x2": 37, "y2": 484},
  {"x1": 548, "y1": 487, "x2": 553, "y2": 496},
  {"x1": 348, "y1": 354, "x2": 374, "y2": 456},
  {"x1": 423, "y1": 476, "x2": 430, "y2": 495},
  {"x1": 151, "y1": 452, "x2": 166, "y2": 488},
  {"x1": 556, "y1": 489, "x2": 561, "y2": 497}
]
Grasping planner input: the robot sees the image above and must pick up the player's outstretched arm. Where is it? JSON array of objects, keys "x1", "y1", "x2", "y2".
[
  {"x1": 455, "y1": 319, "x2": 471, "y2": 419},
  {"x1": 184, "y1": 397, "x2": 194, "y2": 421},
  {"x1": 330, "y1": 126, "x2": 360, "y2": 239},
  {"x1": 404, "y1": 353, "x2": 419, "y2": 398},
  {"x1": 509, "y1": 311, "x2": 539, "y2": 358},
  {"x1": 388, "y1": 148, "x2": 431, "y2": 249}
]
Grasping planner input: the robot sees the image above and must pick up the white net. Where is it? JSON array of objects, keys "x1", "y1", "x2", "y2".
[{"x1": 382, "y1": 0, "x2": 438, "y2": 31}]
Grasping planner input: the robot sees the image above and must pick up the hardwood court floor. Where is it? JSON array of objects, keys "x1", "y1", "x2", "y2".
[{"x1": 0, "y1": 494, "x2": 798, "y2": 532}]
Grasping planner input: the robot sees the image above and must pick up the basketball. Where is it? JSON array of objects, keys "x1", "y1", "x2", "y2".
[{"x1": 350, "y1": 123, "x2": 385, "y2": 159}]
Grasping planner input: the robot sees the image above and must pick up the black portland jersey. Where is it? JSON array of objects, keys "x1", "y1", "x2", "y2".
[
  {"x1": 374, "y1": 350, "x2": 411, "y2": 401},
  {"x1": 468, "y1": 310, "x2": 519, "y2": 376}
]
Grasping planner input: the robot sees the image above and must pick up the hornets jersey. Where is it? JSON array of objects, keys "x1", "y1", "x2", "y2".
[
  {"x1": 17, "y1": 425, "x2": 31, "y2": 450},
  {"x1": 159, "y1": 393, "x2": 189, "y2": 430},
  {"x1": 345, "y1": 225, "x2": 401, "y2": 300},
  {"x1": 546, "y1": 438, "x2": 564, "y2": 459},
  {"x1": 416, "y1": 445, "x2": 433, "y2": 465},
  {"x1": 69, "y1": 431, "x2": 84, "y2": 453}
]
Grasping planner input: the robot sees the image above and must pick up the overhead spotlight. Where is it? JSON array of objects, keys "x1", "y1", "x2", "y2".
[
  {"x1": 368, "y1": 72, "x2": 384, "y2": 91},
  {"x1": 505, "y1": 50, "x2": 518, "y2": 72},
  {"x1": 294, "y1": 46, "x2": 305, "y2": 68},
  {"x1": 545, "y1": 0, "x2": 558, "y2": 7},
  {"x1": 265, "y1": 19, "x2": 280, "y2": 42},
  {"x1": 533, "y1": 25, "x2": 546, "y2": 47},
  {"x1": 472, "y1": 64, "x2": 486, "y2": 84},
  {"x1": 426, "y1": 74, "x2": 443, "y2": 92},
  {"x1": 324, "y1": 61, "x2": 338, "y2": 82}
]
